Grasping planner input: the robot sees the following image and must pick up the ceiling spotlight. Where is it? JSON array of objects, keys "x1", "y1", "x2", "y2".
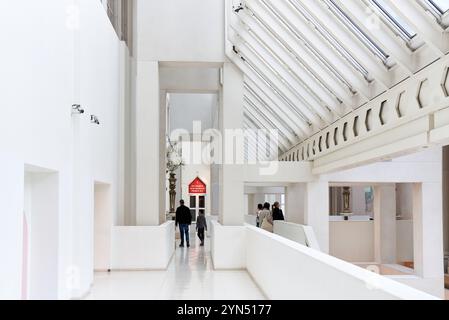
[
  {"x1": 90, "y1": 115, "x2": 100, "y2": 125},
  {"x1": 72, "y1": 104, "x2": 84, "y2": 115}
]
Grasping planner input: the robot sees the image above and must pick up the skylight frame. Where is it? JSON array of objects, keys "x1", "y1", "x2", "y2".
[
  {"x1": 287, "y1": 0, "x2": 372, "y2": 83},
  {"x1": 246, "y1": 3, "x2": 359, "y2": 93},
  {"x1": 428, "y1": 0, "x2": 449, "y2": 14},
  {"x1": 421, "y1": 0, "x2": 449, "y2": 28},
  {"x1": 323, "y1": 0, "x2": 395, "y2": 69},
  {"x1": 368, "y1": 0, "x2": 422, "y2": 50}
]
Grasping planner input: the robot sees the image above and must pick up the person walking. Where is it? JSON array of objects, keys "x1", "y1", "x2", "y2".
[
  {"x1": 259, "y1": 202, "x2": 273, "y2": 232},
  {"x1": 256, "y1": 203, "x2": 263, "y2": 227},
  {"x1": 175, "y1": 200, "x2": 192, "y2": 248},
  {"x1": 196, "y1": 212, "x2": 207, "y2": 246},
  {"x1": 272, "y1": 201, "x2": 285, "y2": 221}
]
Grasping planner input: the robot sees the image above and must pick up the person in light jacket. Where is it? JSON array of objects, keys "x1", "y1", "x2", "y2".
[{"x1": 259, "y1": 202, "x2": 273, "y2": 232}]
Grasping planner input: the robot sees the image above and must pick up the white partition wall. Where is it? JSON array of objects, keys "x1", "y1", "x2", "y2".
[{"x1": 111, "y1": 222, "x2": 175, "y2": 270}]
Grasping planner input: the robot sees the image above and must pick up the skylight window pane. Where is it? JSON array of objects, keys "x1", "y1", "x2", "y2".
[
  {"x1": 370, "y1": 0, "x2": 417, "y2": 41},
  {"x1": 324, "y1": 0, "x2": 392, "y2": 67},
  {"x1": 428, "y1": 0, "x2": 449, "y2": 14}
]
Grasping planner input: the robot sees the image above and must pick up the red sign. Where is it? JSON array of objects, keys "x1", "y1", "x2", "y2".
[{"x1": 189, "y1": 177, "x2": 206, "y2": 194}]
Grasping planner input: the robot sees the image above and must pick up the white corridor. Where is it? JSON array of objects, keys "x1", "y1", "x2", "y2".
[{"x1": 85, "y1": 230, "x2": 266, "y2": 300}]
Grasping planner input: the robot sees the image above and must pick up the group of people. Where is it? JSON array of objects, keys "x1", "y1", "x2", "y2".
[
  {"x1": 256, "y1": 201, "x2": 285, "y2": 232},
  {"x1": 175, "y1": 200, "x2": 207, "y2": 248},
  {"x1": 175, "y1": 199, "x2": 285, "y2": 248}
]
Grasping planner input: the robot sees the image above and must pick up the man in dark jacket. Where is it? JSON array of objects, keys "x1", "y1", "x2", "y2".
[
  {"x1": 272, "y1": 201, "x2": 285, "y2": 221},
  {"x1": 175, "y1": 200, "x2": 192, "y2": 247}
]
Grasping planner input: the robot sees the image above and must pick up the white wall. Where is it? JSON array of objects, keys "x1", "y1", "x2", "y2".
[
  {"x1": 0, "y1": 0, "x2": 122, "y2": 299},
  {"x1": 135, "y1": 0, "x2": 225, "y2": 62},
  {"x1": 397, "y1": 220, "x2": 414, "y2": 263},
  {"x1": 111, "y1": 222, "x2": 175, "y2": 270},
  {"x1": 211, "y1": 222, "x2": 246, "y2": 269},
  {"x1": 330, "y1": 221, "x2": 375, "y2": 263}
]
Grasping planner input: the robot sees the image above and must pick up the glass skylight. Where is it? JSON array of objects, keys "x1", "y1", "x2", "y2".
[
  {"x1": 323, "y1": 0, "x2": 394, "y2": 68},
  {"x1": 369, "y1": 0, "x2": 417, "y2": 41},
  {"x1": 428, "y1": 0, "x2": 449, "y2": 14},
  {"x1": 421, "y1": 0, "x2": 449, "y2": 28}
]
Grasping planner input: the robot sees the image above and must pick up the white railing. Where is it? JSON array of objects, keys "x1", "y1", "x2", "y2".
[
  {"x1": 111, "y1": 221, "x2": 175, "y2": 270},
  {"x1": 273, "y1": 221, "x2": 321, "y2": 250},
  {"x1": 245, "y1": 226, "x2": 438, "y2": 300},
  {"x1": 211, "y1": 221, "x2": 438, "y2": 299}
]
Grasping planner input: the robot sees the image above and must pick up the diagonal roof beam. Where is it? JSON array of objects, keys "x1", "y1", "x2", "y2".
[
  {"x1": 244, "y1": 117, "x2": 282, "y2": 156},
  {"x1": 236, "y1": 7, "x2": 355, "y2": 108},
  {"x1": 226, "y1": 44, "x2": 314, "y2": 136},
  {"x1": 244, "y1": 90, "x2": 299, "y2": 145},
  {"x1": 231, "y1": 12, "x2": 345, "y2": 117},
  {"x1": 335, "y1": 0, "x2": 415, "y2": 74},
  {"x1": 384, "y1": 0, "x2": 449, "y2": 56},
  {"x1": 229, "y1": 36, "x2": 327, "y2": 127},
  {"x1": 243, "y1": 0, "x2": 372, "y2": 100},
  {"x1": 244, "y1": 76, "x2": 308, "y2": 138},
  {"x1": 297, "y1": 0, "x2": 391, "y2": 88},
  {"x1": 243, "y1": 106, "x2": 292, "y2": 151},
  {"x1": 230, "y1": 26, "x2": 336, "y2": 125}
]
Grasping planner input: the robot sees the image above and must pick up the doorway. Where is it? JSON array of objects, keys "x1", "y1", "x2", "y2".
[
  {"x1": 190, "y1": 195, "x2": 206, "y2": 222},
  {"x1": 94, "y1": 182, "x2": 112, "y2": 272},
  {"x1": 23, "y1": 167, "x2": 59, "y2": 300}
]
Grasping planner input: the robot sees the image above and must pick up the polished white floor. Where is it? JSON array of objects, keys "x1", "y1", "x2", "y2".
[{"x1": 85, "y1": 231, "x2": 266, "y2": 300}]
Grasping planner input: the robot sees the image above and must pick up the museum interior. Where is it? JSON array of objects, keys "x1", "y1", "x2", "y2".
[{"x1": 1, "y1": 0, "x2": 449, "y2": 300}]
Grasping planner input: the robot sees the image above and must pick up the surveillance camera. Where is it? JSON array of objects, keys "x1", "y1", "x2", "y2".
[
  {"x1": 72, "y1": 104, "x2": 85, "y2": 115},
  {"x1": 234, "y1": 3, "x2": 244, "y2": 13},
  {"x1": 90, "y1": 115, "x2": 100, "y2": 125}
]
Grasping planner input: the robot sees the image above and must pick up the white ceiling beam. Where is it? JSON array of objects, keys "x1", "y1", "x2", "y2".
[
  {"x1": 234, "y1": 9, "x2": 351, "y2": 111},
  {"x1": 244, "y1": 77, "x2": 309, "y2": 138},
  {"x1": 230, "y1": 26, "x2": 336, "y2": 124},
  {"x1": 243, "y1": 105, "x2": 292, "y2": 151},
  {"x1": 384, "y1": 0, "x2": 449, "y2": 56},
  {"x1": 298, "y1": 0, "x2": 391, "y2": 88},
  {"x1": 244, "y1": 89, "x2": 300, "y2": 145},
  {"x1": 229, "y1": 36, "x2": 326, "y2": 128},
  {"x1": 244, "y1": 117, "x2": 283, "y2": 156},
  {"x1": 336, "y1": 0, "x2": 415, "y2": 74},
  {"x1": 243, "y1": 0, "x2": 371, "y2": 100}
]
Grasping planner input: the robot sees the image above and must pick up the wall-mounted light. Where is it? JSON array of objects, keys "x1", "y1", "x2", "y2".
[
  {"x1": 72, "y1": 104, "x2": 85, "y2": 115},
  {"x1": 90, "y1": 115, "x2": 100, "y2": 125}
]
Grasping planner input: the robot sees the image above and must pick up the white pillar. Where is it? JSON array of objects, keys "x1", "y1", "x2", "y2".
[
  {"x1": 220, "y1": 62, "x2": 244, "y2": 226},
  {"x1": 286, "y1": 183, "x2": 306, "y2": 224},
  {"x1": 135, "y1": 61, "x2": 161, "y2": 226},
  {"x1": 373, "y1": 184, "x2": 397, "y2": 264},
  {"x1": 304, "y1": 181, "x2": 329, "y2": 253},
  {"x1": 413, "y1": 182, "x2": 444, "y2": 284}
]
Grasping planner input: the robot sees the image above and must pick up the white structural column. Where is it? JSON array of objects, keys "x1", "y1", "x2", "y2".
[
  {"x1": 373, "y1": 185, "x2": 397, "y2": 264},
  {"x1": 220, "y1": 62, "x2": 245, "y2": 226},
  {"x1": 303, "y1": 181, "x2": 329, "y2": 253},
  {"x1": 135, "y1": 61, "x2": 161, "y2": 226},
  {"x1": 413, "y1": 183, "x2": 444, "y2": 291}
]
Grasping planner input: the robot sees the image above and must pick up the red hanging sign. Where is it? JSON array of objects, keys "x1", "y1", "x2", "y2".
[{"x1": 189, "y1": 177, "x2": 206, "y2": 194}]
